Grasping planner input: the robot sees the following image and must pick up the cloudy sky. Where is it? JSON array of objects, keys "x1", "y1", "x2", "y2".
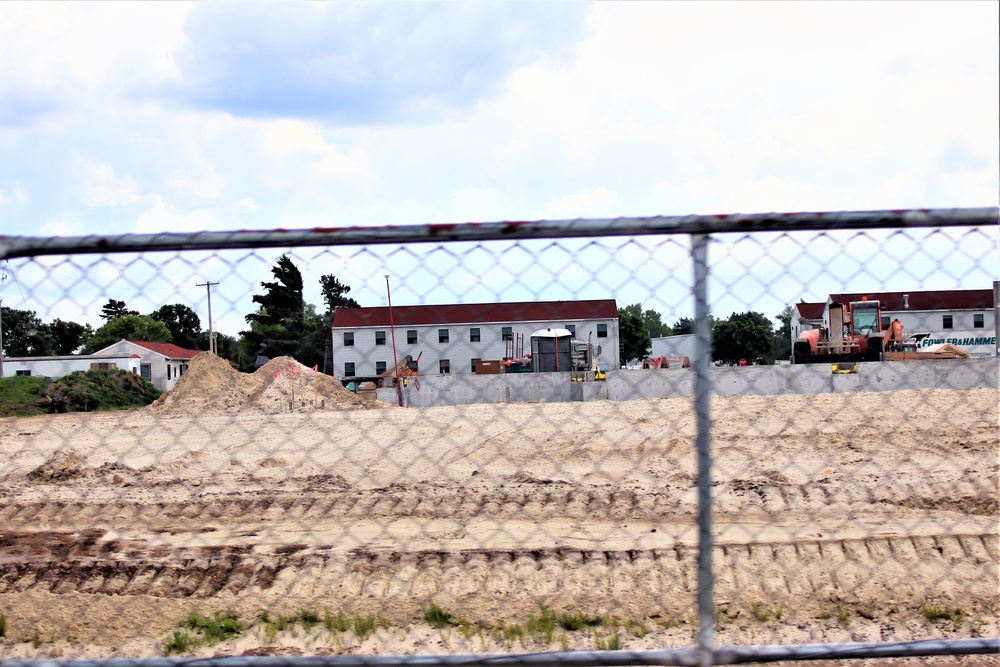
[{"x1": 1, "y1": 2, "x2": 997, "y2": 332}]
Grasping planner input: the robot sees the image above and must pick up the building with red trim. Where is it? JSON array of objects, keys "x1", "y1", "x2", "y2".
[{"x1": 331, "y1": 299, "x2": 619, "y2": 380}]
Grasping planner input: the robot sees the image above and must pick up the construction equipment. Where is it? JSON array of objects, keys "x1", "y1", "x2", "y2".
[
  {"x1": 792, "y1": 297, "x2": 885, "y2": 364},
  {"x1": 570, "y1": 338, "x2": 606, "y2": 381}
]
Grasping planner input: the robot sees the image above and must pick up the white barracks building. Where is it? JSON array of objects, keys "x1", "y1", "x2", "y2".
[{"x1": 331, "y1": 299, "x2": 620, "y2": 381}]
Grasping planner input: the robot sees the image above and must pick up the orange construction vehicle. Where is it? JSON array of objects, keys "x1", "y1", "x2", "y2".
[{"x1": 792, "y1": 297, "x2": 885, "y2": 364}]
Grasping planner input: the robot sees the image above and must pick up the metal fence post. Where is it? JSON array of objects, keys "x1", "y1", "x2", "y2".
[{"x1": 692, "y1": 233, "x2": 714, "y2": 666}]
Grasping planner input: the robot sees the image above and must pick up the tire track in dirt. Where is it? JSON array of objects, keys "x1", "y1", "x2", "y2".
[
  {"x1": 0, "y1": 530, "x2": 995, "y2": 619},
  {"x1": 1, "y1": 475, "x2": 995, "y2": 532}
]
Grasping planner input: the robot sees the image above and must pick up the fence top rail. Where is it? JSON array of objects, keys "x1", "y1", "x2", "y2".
[{"x1": 1, "y1": 207, "x2": 996, "y2": 259}]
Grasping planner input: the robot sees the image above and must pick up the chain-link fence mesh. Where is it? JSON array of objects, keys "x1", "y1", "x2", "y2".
[{"x1": 0, "y1": 208, "x2": 997, "y2": 666}]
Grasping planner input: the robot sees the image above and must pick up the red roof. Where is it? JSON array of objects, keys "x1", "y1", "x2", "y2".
[
  {"x1": 829, "y1": 289, "x2": 992, "y2": 312},
  {"x1": 332, "y1": 299, "x2": 619, "y2": 328},
  {"x1": 128, "y1": 341, "x2": 203, "y2": 359},
  {"x1": 794, "y1": 302, "x2": 826, "y2": 321}
]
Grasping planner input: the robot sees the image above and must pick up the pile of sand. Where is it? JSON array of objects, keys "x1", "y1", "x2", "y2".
[{"x1": 151, "y1": 353, "x2": 379, "y2": 415}]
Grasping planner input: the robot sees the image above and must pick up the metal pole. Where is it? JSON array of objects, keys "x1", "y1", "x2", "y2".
[
  {"x1": 692, "y1": 233, "x2": 714, "y2": 666},
  {"x1": 196, "y1": 281, "x2": 219, "y2": 354},
  {"x1": 385, "y1": 275, "x2": 402, "y2": 407}
]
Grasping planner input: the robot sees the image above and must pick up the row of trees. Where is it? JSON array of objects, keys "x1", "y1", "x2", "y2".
[
  {"x1": 618, "y1": 303, "x2": 794, "y2": 366},
  {"x1": 1, "y1": 255, "x2": 359, "y2": 373}
]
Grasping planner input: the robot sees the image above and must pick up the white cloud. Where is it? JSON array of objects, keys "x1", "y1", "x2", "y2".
[
  {"x1": 232, "y1": 199, "x2": 262, "y2": 214},
  {"x1": 41, "y1": 217, "x2": 84, "y2": 237},
  {"x1": 135, "y1": 196, "x2": 219, "y2": 234},
  {"x1": 0, "y1": 182, "x2": 28, "y2": 206},
  {"x1": 448, "y1": 187, "x2": 499, "y2": 222},
  {"x1": 79, "y1": 160, "x2": 141, "y2": 208},
  {"x1": 546, "y1": 188, "x2": 619, "y2": 219},
  {"x1": 167, "y1": 155, "x2": 226, "y2": 201}
]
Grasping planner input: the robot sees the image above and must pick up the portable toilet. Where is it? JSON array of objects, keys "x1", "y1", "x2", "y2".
[{"x1": 530, "y1": 328, "x2": 573, "y2": 372}]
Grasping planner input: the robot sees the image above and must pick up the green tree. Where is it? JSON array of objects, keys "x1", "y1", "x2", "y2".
[
  {"x1": 150, "y1": 304, "x2": 202, "y2": 350},
  {"x1": 45, "y1": 318, "x2": 93, "y2": 355},
  {"x1": 240, "y1": 255, "x2": 310, "y2": 369},
  {"x1": 643, "y1": 309, "x2": 670, "y2": 338},
  {"x1": 618, "y1": 307, "x2": 652, "y2": 366},
  {"x1": 84, "y1": 314, "x2": 172, "y2": 353},
  {"x1": 99, "y1": 299, "x2": 138, "y2": 321},
  {"x1": 319, "y1": 274, "x2": 360, "y2": 319},
  {"x1": 712, "y1": 311, "x2": 774, "y2": 365},
  {"x1": 772, "y1": 305, "x2": 794, "y2": 362},
  {"x1": 671, "y1": 317, "x2": 695, "y2": 335},
  {"x1": 0, "y1": 307, "x2": 57, "y2": 356}
]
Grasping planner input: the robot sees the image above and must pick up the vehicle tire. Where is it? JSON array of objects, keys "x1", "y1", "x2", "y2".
[{"x1": 792, "y1": 341, "x2": 812, "y2": 364}]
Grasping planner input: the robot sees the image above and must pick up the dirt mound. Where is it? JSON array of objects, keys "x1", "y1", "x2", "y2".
[
  {"x1": 151, "y1": 353, "x2": 380, "y2": 415},
  {"x1": 27, "y1": 449, "x2": 87, "y2": 483}
]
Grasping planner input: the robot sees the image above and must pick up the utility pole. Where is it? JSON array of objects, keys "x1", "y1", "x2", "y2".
[
  {"x1": 196, "y1": 281, "x2": 219, "y2": 354},
  {"x1": 385, "y1": 275, "x2": 402, "y2": 407}
]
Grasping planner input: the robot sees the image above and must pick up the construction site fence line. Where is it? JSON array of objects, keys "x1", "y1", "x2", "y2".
[
  {"x1": 1, "y1": 639, "x2": 997, "y2": 667},
  {"x1": 0, "y1": 207, "x2": 997, "y2": 259}
]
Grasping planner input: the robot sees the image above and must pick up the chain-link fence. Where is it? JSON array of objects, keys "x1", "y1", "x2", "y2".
[{"x1": 0, "y1": 208, "x2": 997, "y2": 666}]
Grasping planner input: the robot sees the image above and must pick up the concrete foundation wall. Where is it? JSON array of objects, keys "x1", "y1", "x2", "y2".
[{"x1": 381, "y1": 359, "x2": 997, "y2": 407}]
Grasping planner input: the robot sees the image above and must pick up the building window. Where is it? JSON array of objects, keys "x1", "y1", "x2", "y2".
[
  {"x1": 501, "y1": 326, "x2": 513, "y2": 341},
  {"x1": 375, "y1": 331, "x2": 386, "y2": 345},
  {"x1": 597, "y1": 324, "x2": 608, "y2": 338},
  {"x1": 167, "y1": 365, "x2": 171, "y2": 380},
  {"x1": 471, "y1": 358, "x2": 481, "y2": 373},
  {"x1": 15, "y1": 370, "x2": 31, "y2": 376},
  {"x1": 344, "y1": 332, "x2": 355, "y2": 346},
  {"x1": 439, "y1": 329, "x2": 449, "y2": 343},
  {"x1": 564, "y1": 324, "x2": 576, "y2": 336},
  {"x1": 974, "y1": 314, "x2": 984, "y2": 329},
  {"x1": 376, "y1": 361, "x2": 387, "y2": 374},
  {"x1": 407, "y1": 330, "x2": 417, "y2": 344},
  {"x1": 344, "y1": 362, "x2": 355, "y2": 377},
  {"x1": 943, "y1": 315, "x2": 953, "y2": 330},
  {"x1": 439, "y1": 359, "x2": 451, "y2": 374},
  {"x1": 140, "y1": 364, "x2": 152, "y2": 381},
  {"x1": 880, "y1": 316, "x2": 890, "y2": 330},
  {"x1": 470, "y1": 327, "x2": 480, "y2": 342}
]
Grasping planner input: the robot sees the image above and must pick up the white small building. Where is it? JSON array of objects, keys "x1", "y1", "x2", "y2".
[
  {"x1": 3, "y1": 340, "x2": 204, "y2": 391},
  {"x1": 91, "y1": 340, "x2": 203, "y2": 390},
  {"x1": 2, "y1": 353, "x2": 138, "y2": 379},
  {"x1": 331, "y1": 299, "x2": 619, "y2": 380},
  {"x1": 650, "y1": 333, "x2": 696, "y2": 361}
]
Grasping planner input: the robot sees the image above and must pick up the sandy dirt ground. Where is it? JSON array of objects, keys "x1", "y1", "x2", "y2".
[{"x1": 0, "y1": 354, "x2": 996, "y2": 660}]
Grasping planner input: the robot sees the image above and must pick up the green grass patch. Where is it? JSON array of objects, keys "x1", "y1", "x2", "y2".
[
  {"x1": 424, "y1": 601, "x2": 455, "y2": 628},
  {"x1": 526, "y1": 606, "x2": 557, "y2": 644},
  {"x1": 557, "y1": 611, "x2": 602, "y2": 632},
  {"x1": 163, "y1": 610, "x2": 244, "y2": 654},
  {"x1": 920, "y1": 602, "x2": 964, "y2": 627},
  {"x1": 298, "y1": 609, "x2": 320, "y2": 632},
  {"x1": 353, "y1": 614, "x2": 390, "y2": 640},
  {"x1": 162, "y1": 630, "x2": 192, "y2": 655},
  {"x1": 751, "y1": 603, "x2": 783, "y2": 623},
  {"x1": 624, "y1": 619, "x2": 649, "y2": 637},
  {"x1": 325, "y1": 610, "x2": 351, "y2": 633},
  {"x1": 593, "y1": 632, "x2": 622, "y2": 650}
]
